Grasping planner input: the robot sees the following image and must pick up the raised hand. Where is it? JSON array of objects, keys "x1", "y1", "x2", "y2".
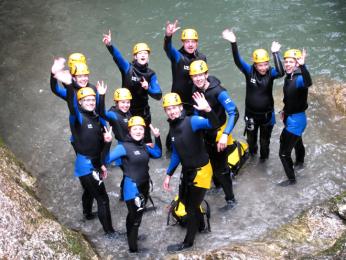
[
  {"x1": 54, "y1": 69, "x2": 72, "y2": 85},
  {"x1": 140, "y1": 77, "x2": 148, "y2": 90},
  {"x1": 51, "y1": 57, "x2": 66, "y2": 74},
  {"x1": 103, "y1": 126, "x2": 113, "y2": 142},
  {"x1": 149, "y1": 124, "x2": 160, "y2": 137},
  {"x1": 271, "y1": 41, "x2": 281, "y2": 53},
  {"x1": 165, "y1": 20, "x2": 180, "y2": 37},
  {"x1": 96, "y1": 80, "x2": 107, "y2": 95},
  {"x1": 297, "y1": 48, "x2": 306, "y2": 65},
  {"x1": 102, "y1": 29, "x2": 112, "y2": 46},
  {"x1": 192, "y1": 92, "x2": 211, "y2": 112},
  {"x1": 222, "y1": 28, "x2": 236, "y2": 43}
]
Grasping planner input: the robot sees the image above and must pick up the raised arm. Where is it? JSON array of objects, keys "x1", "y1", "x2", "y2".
[
  {"x1": 164, "y1": 20, "x2": 182, "y2": 62},
  {"x1": 271, "y1": 41, "x2": 284, "y2": 78}
]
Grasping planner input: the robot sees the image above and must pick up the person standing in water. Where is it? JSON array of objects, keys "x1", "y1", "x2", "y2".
[
  {"x1": 222, "y1": 29, "x2": 284, "y2": 161},
  {"x1": 102, "y1": 30, "x2": 162, "y2": 144},
  {"x1": 278, "y1": 48, "x2": 312, "y2": 186}
]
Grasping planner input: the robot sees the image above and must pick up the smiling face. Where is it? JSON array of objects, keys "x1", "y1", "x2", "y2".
[
  {"x1": 284, "y1": 57, "x2": 298, "y2": 74},
  {"x1": 134, "y1": 50, "x2": 149, "y2": 65},
  {"x1": 164, "y1": 104, "x2": 183, "y2": 120},
  {"x1": 79, "y1": 95, "x2": 96, "y2": 111},
  {"x1": 129, "y1": 125, "x2": 145, "y2": 141},
  {"x1": 116, "y1": 99, "x2": 131, "y2": 113},
  {"x1": 182, "y1": 39, "x2": 198, "y2": 54},
  {"x1": 254, "y1": 61, "x2": 270, "y2": 75},
  {"x1": 191, "y1": 72, "x2": 208, "y2": 90},
  {"x1": 74, "y1": 74, "x2": 89, "y2": 88}
]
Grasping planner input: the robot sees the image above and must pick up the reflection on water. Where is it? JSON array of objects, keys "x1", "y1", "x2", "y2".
[{"x1": 0, "y1": 0, "x2": 345, "y2": 258}]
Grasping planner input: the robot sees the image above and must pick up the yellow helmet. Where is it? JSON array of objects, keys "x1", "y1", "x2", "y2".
[
  {"x1": 133, "y1": 43, "x2": 151, "y2": 55},
  {"x1": 77, "y1": 87, "x2": 96, "y2": 101},
  {"x1": 252, "y1": 49, "x2": 270, "y2": 63},
  {"x1": 71, "y1": 62, "x2": 90, "y2": 76},
  {"x1": 181, "y1": 29, "x2": 198, "y2": 41},
  {"x1": 68, "y1": 53, "x2": 87, "y2": 70},
  {"x1": 128, "y1": 116, "x2": 146, "y2": 127},
  {"x1": 162, "y1": 93, "x2": 182, "y2": 108},
  {"x1": 189, "y1": 60, "x2": 208, "y2": 76},
  {"x1": 284, "y1": 49, "x2": 302, "y2": 59},
  {"x1": 113, "y1": 88, "x2": 132, "y2": 101}
]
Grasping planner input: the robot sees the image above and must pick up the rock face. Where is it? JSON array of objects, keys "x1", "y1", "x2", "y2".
[
  {"x1": 0, "y1": 143, "x2": 98, "y2": 259},
  {"x1": 169, "y1": 198, "x2": 346, "y2": 259},
  {"x1": 310, "y1": 77, "x2": 346, "y2": 116}
]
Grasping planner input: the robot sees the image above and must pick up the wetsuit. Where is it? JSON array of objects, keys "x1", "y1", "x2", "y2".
[
  {"x1": 166, "y1": 110, "x2": 218, "y2": 247},
  {"x1": 193, "y1": 75, "x2": 238, "y2": 203},
  {"x1": 65, "y1": 83, "x2": 114, "y2": 235},
  {"x1": 98, "y1": 94, "x2": 132, "y2": 196},
  {"x1": 106, "y1": 135, "x2": 162, "y2": 252},
  {"x1": 50, "y1": 74, "x2": 99, "y2": 149},
  {"x1": 279, "y1": 64, "x2": 312, "y2": 182},
  {"x1": 164, "y1": 36, "x2": 207, "y2": 115},
  {"x1": 106, "y1": 44, "x2": 162, "y2": 143},
  {"x1": 230, "y1": 42, "x2": 284, "y2": 159}
]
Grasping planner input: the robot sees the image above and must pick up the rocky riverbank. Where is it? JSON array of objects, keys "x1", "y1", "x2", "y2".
[{"x1": 0, "y1": 139, "x2": 98, "y2": 259}]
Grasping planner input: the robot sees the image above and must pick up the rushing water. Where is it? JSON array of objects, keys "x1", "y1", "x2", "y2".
[{"x1": 0, "y1": 0, "x2": 345, "y2": 258}]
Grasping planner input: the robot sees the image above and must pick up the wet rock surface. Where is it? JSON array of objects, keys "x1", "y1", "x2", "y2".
[{"x1": 0, "y1": 142, "x2": 98, "y2": 260}]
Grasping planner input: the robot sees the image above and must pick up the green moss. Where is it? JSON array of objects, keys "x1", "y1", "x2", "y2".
[{"x1": 318, "y1": 231, "x2": 346, "y2": 257}]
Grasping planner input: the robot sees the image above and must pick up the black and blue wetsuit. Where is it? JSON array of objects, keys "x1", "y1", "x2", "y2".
[
  {"x1": 50, "y1": 74, "x2": 99, "y2": 149},
  {"x1": 106, "y1": 44, "x2": 162, "y2": 143},
  {"x1": 164, "y1": 36, "x2": 207, "y2": 115},
  {"x1": 194, "y1": 75, "x2": 238, "y2": 203},
  {"x1": 105, "y1": 135, "x2": 161, "y2": 252},
  {"x1": 64, "y1": 83, "x2": 114, "y2": 235},
  {"x1": 230, "y1": 42, "x2": 284, "y2": 159},
  {"x1": 166, "y1": 110, "x2": 218, "y2": 247},
  {"x1": 279, "y1": 64, "x2": 312, "y2": 182}
]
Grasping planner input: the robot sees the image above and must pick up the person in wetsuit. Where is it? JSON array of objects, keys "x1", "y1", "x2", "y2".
[
  {"x1": 50, "y1": 57, "x2": 99, "y2": 151},
  {"x1": 162, "y1": 92, "x2": 219, "y2": 253},
  {"x1": 164, "y1": 20, "x2": 208, "y2": 151},
  {"x1": 190, "y1": 60, "x2": 239, "y2": 211},
  {"x1": 98, "y1": 86, "x2": 133, "y2": 199},
  {"x1": 102, "y1": 30, "x2": 162, "y2": 144},
  {"x1": 104, "y1": 116, "x2": 162, "y2": 253},
  {"x1": 222, "y1": 29, "x2": 284, "y2": 161},
  {"x1": 278, "y1": 49, "x2": 312, "y2": 186},
  {"x1": 53, "y1": 70, "x2": 116, "y2": 237}
]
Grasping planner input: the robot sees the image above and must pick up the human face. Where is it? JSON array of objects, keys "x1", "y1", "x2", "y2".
[
  {"x1": 74, "y1": 74, "x2": 89, "y2": 88},
  {"x1": 129, "y1": 125, "x2": 145, "y2": 141},
  {"x1": 116, "y1": 100, "x2": 131, "y2": 113},
  {"x1": 79, "y1": 95, "x2": 96, "y2": 111},
  {"x1": 164, "y1": 105, "x2": 183, "y2": 120},
  {"x1": 134, "y1": 51, "x2": 149, "y2": 65},
  {"x1": 182, "y1": 39, "x2": 198, "y2": 54},
  {"x1": 284, "y1": 58, "x2": 298, "y2": 74},
  {"x1": 254, "y1": 61, "x2": 269, "y2": 75},
  {"x1": 191, "y1": 72, "x2": 208, "y2": 90}
]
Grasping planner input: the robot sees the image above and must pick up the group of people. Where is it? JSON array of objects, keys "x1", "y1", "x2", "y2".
[{"x1": 50, "y1": 19, "x2": 312, "y2": 254}]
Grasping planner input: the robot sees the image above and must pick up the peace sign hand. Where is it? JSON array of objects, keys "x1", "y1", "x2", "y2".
[
  {"x1": 102, "y1": 29, "x2": 112, "y2": 46},
  {"x1": 297, "y1": 48, "x2": 307, "y2": 65},
  {"x1": 103, "y1": 126, "x2": 113, "y2": 142}
]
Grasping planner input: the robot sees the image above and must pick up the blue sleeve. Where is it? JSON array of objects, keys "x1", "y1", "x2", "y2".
[
  {"x1": 107, "y1": 44, "x2": 130, "y2": 74},
  {"x1": 218, "y1": 91, "x2": 237, "y2": 134},
  {"x1": 166, "y1": 145, "x2": 181, "y2": 176},
  {"x1": 145, "y1": 142, "x2": 162, "y2": 158},
  {"x1": 190, "y1": 115, "x2": 214, "y2": 132},
  {"x1": 65, "y1": 84, "x2": 83, "y2": 125},
  {"x1": 105, "y1": 144, "x2": 127, "y2": 165},
  {"x1": 148, "y1": 74, "x2": 162, "y2": 100},
  {"x1": 296, "y1": 65, "x2": 312, "y2": 88},
  {"x1": 163, "y1": 36, "x2": 181, "y2": 63},
  {"x1": 50, "y1": 74, "x2": 67, "y2": 100}
]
